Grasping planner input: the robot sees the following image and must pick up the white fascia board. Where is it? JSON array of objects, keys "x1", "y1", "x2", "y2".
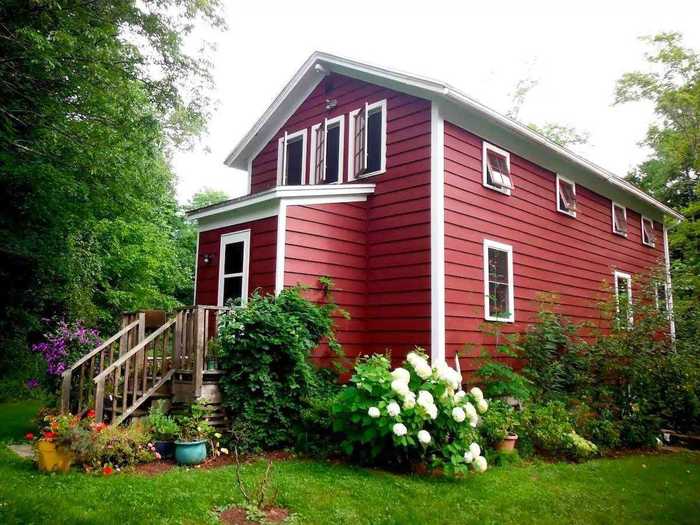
[{"x1": 225, "y1": 51, "x2": 682, "y2": 221}]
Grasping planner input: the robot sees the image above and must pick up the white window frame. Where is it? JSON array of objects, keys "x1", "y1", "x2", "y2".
[
  {"x1": 613, "y1": 270, "x2": 633, "y2": 327},
  {"x1": 310, "y1": 115, "x2": 345, "y2": 185},
  {"x1": 556, "y1": 174, "x2": 577, "y2": 217},
  {"x1": 612, "y1": 202, "x2": 628, "y2": 237},
  {"x1": 641, "y1": 216, "x2": 656, "y2": 247},
  {"x1": 276, "y1": 128, "x2": 307, "y2": 186},
  {"x1": 217, "y1": 230, "x2": 251, "y2": 307},
  {"x1": 348, "y1": 99, "x2": 387, "y2": 180},
  {"x1": 483, "y1": 239, "x2": 515, "y2": 323},
  {"x1": 482, "y1": 142, "x2": 513, "y2": 195}
]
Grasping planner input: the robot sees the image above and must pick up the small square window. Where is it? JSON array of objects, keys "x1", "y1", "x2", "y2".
[
  {"x1": 482, "y1": 143, "x2": 513, "y2": 194},
  {"x1": 612, "y1": 203, "x2": 627, "y2": 236},
  {"x1": 641, "y1": 217, "x2": 655, "y2": 247},
  {"x1": 483, "y1": 240, "x2": 515, "y2": 322},
  {"x1": 556, "y1": 175, "x2": 577, "y2": 216}
]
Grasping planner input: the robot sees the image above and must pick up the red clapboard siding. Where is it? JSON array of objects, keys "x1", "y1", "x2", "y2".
[
  {"x1": 443, "y1": 121, "x2": 667, "y2": 372},
  {"x1": 195, "y1": 216, "x2": 277, "y2": 305},
  {"x1": 249, "y1": 73, "x2": 432, "y2": 364}
]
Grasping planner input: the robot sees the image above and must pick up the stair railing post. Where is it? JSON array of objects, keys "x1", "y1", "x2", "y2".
[
  {"x1": 60, "y1": 370, "x2": 72, "y2": 414},
  {"x1": 94, "y1": 378, "x2": 105, "y2": 422},
  {"x1": 194, "y1": 306, "x2": 205, "y2": 398}
]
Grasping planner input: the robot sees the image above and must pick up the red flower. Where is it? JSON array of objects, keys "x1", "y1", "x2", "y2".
[
  {"x1": 102, "y1": 465, "x2": 113, "y2": 476},
  {"x1": 25, "y1": 432, "x2": 34, "y2": 441},
  {"x1": 92, "y1": 422, "x2": 107, "y2": 433},
  {"x1": 86, "y1": 409, "x2": 96, "y2": 419},
  {"x1": 42, "y1": 431, "x2": 57, "y2": 440}
]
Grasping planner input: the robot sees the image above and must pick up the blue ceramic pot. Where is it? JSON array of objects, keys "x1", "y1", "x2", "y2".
[
  {"x1": 175, "y1": 440, "x2": 207, "y2": 465},
  {"x1": 154, "y1": 440, "x2": 174, "y2": 459}
]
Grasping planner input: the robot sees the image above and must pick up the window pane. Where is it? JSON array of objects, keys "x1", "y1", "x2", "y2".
[
  {"x1": 616, "y1": 276, "x2": 630, "y2": 324},
  {"x1": 366, "y1": 109, "x2": 382, "y2": 173},
  {"x1": 486, "y1": 150, "x2": 511, "y2": 188},
  {"x1": 643, "y1": 219, "x2": 655, "y2": 245},
  {"x1": 224, "y1": 242, "x2": 244, "y2": 274},
  {"x1": 223, "y1": 276, "x2": 243, "y2": 304},
  {"x1": 657, "y1": 283, "x2": 668, "y2": 314},
  {"x1": 614, "y1": 206, "x2": 627, "y2": 233},
  {"x1": 488, "y1": 248, "x2": 509, "y2": 283},
  {"x1": 286, "y1": 138, "x2": 303, "y2": 185},
  {"x1": 325, "y1": 125, "x2": 340, "y2": 183},
  {"x1": 559, "y1": 181, "x2": 576, "y2": 212},
  {"x1": 489, "y1": 282, "x2": 510, "y2": 317}
]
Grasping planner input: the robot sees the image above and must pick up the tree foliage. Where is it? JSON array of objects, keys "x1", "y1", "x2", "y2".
[
  {"x1": 185, "y1": 188, "x2": 231, "y2": 211},
  {"x1": 0, "y1": 1, "x2": 222, "y2": 380}
]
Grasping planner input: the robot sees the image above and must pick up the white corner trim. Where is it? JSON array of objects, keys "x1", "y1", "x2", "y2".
[
  {"x1": 275, "y1": 202, "x2": 287, "y2": 295},
  {"x1": 663, "y1": 225, "x2": 676, "y2": 339},
  {"x1": 430, "y1": 103, "x2": 446, "y2": 364},
  {"x1": 217, "y1": 230, "x2": 251, "y2": 307},
  {"x1": 193, "y1": 230, "x2": 200, "y2": 304},
  {"x1": 483, "y1": 239, "x2": 515, "y2": 323}
]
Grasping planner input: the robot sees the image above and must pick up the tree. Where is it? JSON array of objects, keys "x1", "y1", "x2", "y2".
[
  {"x1": 614, "y1": 32, "x2": 700, "y2": 342},
  {"x1": 0, "y1": 1, "x2": 223, "y2": 382},
  {"x1": 506, "y1": 77, "x2": 590, "y2": 148},
  {"x1": 186, "y1": 188, "x2": 231, "y2": 211}
]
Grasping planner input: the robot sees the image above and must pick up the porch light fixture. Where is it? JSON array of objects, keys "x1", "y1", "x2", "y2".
[{"x1": 201, "y1": 253, "x2": 215, "y2": 265}]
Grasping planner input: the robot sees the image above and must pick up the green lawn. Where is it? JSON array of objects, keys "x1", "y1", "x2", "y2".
[{"x1": 2, "y1": 402, "x2": 699, "y2": 525}]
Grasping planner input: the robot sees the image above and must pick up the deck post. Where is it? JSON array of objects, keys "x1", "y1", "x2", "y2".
[
  {"x1": 94, "y1": 379, "x2": 105, "y2": 422},
  {"x1": 194, "y1": 306, "x2": 205, "y2": 398},
  {"x1": 60, "y1": 371, "x2": 72, "y2": 414}
]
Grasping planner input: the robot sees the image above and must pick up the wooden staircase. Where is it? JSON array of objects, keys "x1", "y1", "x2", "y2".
[{"x1": 60, "y1": 306, "x2": 228, "y2": 426}]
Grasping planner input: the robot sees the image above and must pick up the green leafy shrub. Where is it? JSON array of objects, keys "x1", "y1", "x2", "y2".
[
  {"x1": 479, "y1": 399, "x2": 518, "y2": 447},
  {"x1": 218, "y1": 287, "x2": 342, "y2": 451},
  {"x1": 176, "y1": 400, "x2": 214, "y2": 441},
  {"x1": 84, "y1": 423, "x2": 157, "y2": 468},
  {"x1": 147, "y1": 402, "x2": 179, "y2": 441},
  {"x1": 475, "y1": 361, "x2": 533, "y2": 401},
  {"x1": 331, "y1": 351, "x2": 489, "y2": 475}
]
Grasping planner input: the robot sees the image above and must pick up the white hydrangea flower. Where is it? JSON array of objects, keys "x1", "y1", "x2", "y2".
[
  {"x1": 391, "y1": 379, "x2": 410, "y2": 397},
  {"x1": 464, "y1": 402, "x2": 477, "y2": 420},
  {"x1": 469, "y1": 442, "x2": 481, "y2": 458},
  {"x1": 415, "y1": 362, "x2": 433, "y2": 380},
  {"x1": 426, "y1": 403, "x2": 438, "y2": 420},
  {"x1": 469, "y1": 415, "x2": 479, "y2": 428},
  {"x1": 392, "y1": 423, "x2": 408, "y2": 436},
  {"x1": 470, "y1": 387, "x2": 484, "y2": 401},
  {"x1": 387, "y1": 401, "x2": 401, "y2": 417},
  {"x1": 477, "y1": 399, "x2": 489, "y2": 414},
  {"x1": 463, "y1": 451, "x2": 474, "y2": 463},
  {"x1": 473, "y1": 455, "x2": 488, "y2": 473},
  {"x1": 417, "y1": 390, "x2": 434, "y2": 408},
  {"x1": 368, "y1": 406, "x2": 380, "y2": 418},
  {"x1": 451, "y1": 406, "x2": 466, "y2": 423},
  {"x1": 454, "y1": 390, "x2": 466, "y2": 403},
  {"x1": 403, "y1": 391, "x2": 416, "y2": 409},
  {"x1": 391, "y1": 367, "x2": 410, "y2": 384},
  {"x1": 417, "y1": 430, "x2": 431, "y2": 445}
]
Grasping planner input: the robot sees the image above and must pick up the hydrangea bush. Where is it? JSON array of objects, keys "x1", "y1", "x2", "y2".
[{"x1": 331, "y1": 350, "x2": 489, "y2": 475}]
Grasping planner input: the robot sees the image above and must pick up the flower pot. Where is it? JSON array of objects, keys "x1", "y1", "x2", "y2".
[
  {"x1": 36, "y1": 440, "x2": 73, "y2": 473},
  {"x1": 496, "y1": 433, "x2": 518, "y2": 453},
  {"x1": 175, "y1": 439, "x2": 208, "y2": 465},
  {"x1": 154, "y1": 440, "x2": 175, "y2": 459},
  {"x1": 206, "y1": 358, "x2": 218, "y2": 371}
]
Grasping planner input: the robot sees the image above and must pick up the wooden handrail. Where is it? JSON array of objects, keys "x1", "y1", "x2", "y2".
[
  {"x1": 63, "y1": 320, "x2": 140, "y2": 374},
  {"x1": 93, "y1": 317, "x2": 176, "y2": 384}
]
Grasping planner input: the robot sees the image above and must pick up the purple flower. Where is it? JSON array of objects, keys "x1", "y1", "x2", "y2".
[
  {"x1": 25, "y1": 378, "x2": 40, "y2": 390},
  {"x1": 32, "y1": 318, "x2": 101, "y2": 376}
]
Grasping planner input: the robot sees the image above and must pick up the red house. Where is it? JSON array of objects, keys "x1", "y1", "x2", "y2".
[{"x1": 188, "y1": 52, "x2": 682, "y2": 373}]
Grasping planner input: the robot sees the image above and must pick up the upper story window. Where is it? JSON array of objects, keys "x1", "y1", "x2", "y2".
[
  {"x1": 482, "y1": 142, "x2": 513, "y2": 195},
  {"x1": 218, "y1": 230, "x2": 250, "y2": 307},
  {"x1": 311, "y1": 115, "x2": 345, "y2": 184},
  {"x1": 277, "y1": 129, "x2": 307, "y2": 186},
  {"x1": 612, "y1": 203, "x2": 628, "y2": 236},
  {"x1": 556, "y1": 175, "x2": 577, "y2": 217},
  {"x1": 483, "y1": 239, "x2": 515, "y2": 323},
  {"x1": 641, "y1": 216, "x2": 656, "y2": 247},
  {"x1": 348, "y1": 99, "x2": 386, "y2": 179},
  {"x1": 614, "y1": 270, "x2": 633, "y2": 328}
]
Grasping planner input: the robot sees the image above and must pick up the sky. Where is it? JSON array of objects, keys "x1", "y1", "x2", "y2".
[{"x1": 172, "y1": 0, "x2": 700, "y2": 203}]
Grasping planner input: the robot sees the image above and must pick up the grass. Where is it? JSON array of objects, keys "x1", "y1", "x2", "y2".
[
  {"x1": 1, "y1": 402, "x2": 699, "y2": 525},
  {"x1": 0, "y1": 400, "x2": 42, "y2": 442}
]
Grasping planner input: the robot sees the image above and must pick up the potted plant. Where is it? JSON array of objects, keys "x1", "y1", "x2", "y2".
[
  {"x1": 147, "y1": 402, "x2": 179, "y2": 459},
  {"x1": 480, "y1": 399, "x2": 519, "y2": 453},
  {"x1": 206, "y1": 338, "x2": 221, "y2": 371},
  {"x1": 174, "y1": 400, "x2": 214, "y2": 465},
  {"x1": 34, "y1": 413, "x2": 80, "y2": 472}
]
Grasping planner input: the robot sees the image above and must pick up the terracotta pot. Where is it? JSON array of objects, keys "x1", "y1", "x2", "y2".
[
  {"x1": 496, "y1": 433, "x2": 518, "y2": 453},
  {"x1": 36, "y1": 440, "x2": 73, "y2": 473}
]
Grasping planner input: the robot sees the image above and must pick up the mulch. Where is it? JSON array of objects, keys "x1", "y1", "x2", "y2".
[
  {"x1": 132, "y1": 450, "x2": 295, "y2": 476},
  {"x1": 219, "y1": 506, "x2": 289, "y2": 525}
]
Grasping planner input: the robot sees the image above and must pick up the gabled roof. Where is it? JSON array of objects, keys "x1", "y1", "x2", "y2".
[{"x1": 225, "y1": 51, "x2": 683, "y2": 221}]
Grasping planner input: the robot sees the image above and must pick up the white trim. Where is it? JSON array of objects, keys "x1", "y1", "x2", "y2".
[
  {"x1": 277, "y1": 128, "x2": 307, "y2": 186},
  {"x1": 246, "y1": 157, "x2": 253, "y2": 196},
  {"x1": 613, "y1": 270, "x2": 633, "y2": 327},
  {"x1": 275, "y1": 202, "x2": 287, "y2": 295},
  {"x1": 196, "y1": 202, "x2": 280, "y2": 233},
  {"x1": 612, "y1": 202, "x2": 628, "y2": 237},
  {"x1": 430, "y1": 103, "x2": 445, "y2": 364},
  {"x1": 482, "y1": 142, "x2": 512, "y2": 195},
  {"x1": 193, "y1": 230, "x2": 200, "y2": 303},
  {"x1": 663, "y1": 225, "x2": 676, "y2": 339},
  {"x1": 483, "y1": 239, "x2": 515, "y2": 323},
  {"x1": 225, "y1": 52, "x2": 681, "y2": 220},
  {"x1": 310, "y1": 115, "x2": 345, "y2": 184},
  {"x1": 218, "y1": 230, "x2": 251, "y2": 307},
  {"x1": 641, "y1": 216, "x2": 656, "y2": 247},
  {"x1": 556, "y1": 174, "x2": 577, "y2": 217},
  {"x1": 348, "y1": 99, "x2": 387, "y2": 180}
]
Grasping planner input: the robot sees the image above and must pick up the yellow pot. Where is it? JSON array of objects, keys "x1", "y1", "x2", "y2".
[{"x1": 36, "y1": 440, "x2": 73, "y2": 473}]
